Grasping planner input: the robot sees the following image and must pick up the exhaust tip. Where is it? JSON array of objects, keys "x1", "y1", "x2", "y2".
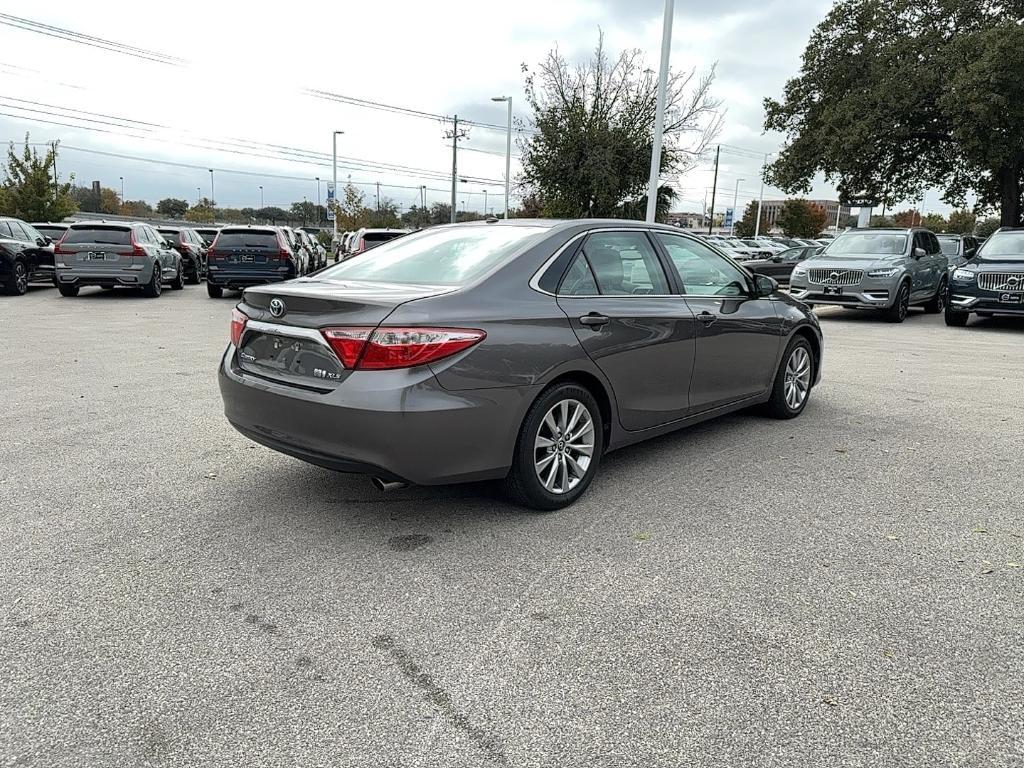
[{"x1": 371, "y1": 477, "x2": 409, "y2": 492}]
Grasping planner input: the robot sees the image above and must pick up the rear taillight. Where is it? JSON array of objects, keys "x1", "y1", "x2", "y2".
[
  {"x1": 208, "y1": 249, "x2": 222, "y2": 262},
  {"x1": 277, "y1": 248, "x2": 290, "y2": 261},
  {"x1": 230, "y1": 308, "x2": 248, "y2": 347},
  {"x1": 320, "y1": 327, "x2": 485, "y2": 370},
  {"x1": 54, "y1": 242, "x2": 66, "y2": 255},
  {"x1": 356, "y1": 237, "x2": 365, "y2": 252}
]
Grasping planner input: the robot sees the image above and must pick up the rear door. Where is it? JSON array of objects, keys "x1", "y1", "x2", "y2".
[
  {"x1": 61, "y1": 225, "x2": 136, "y2": 272},
  {"x1": 555, "y1": 230, "x2": 697, "y2": 431},
  {"x1": 654, "y1": 233, "x2": 782, "y2": 412}
]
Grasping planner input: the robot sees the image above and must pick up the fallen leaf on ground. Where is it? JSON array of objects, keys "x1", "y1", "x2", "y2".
[
  {"x1": 886, "y1": 534, "x2": 900, "y2": 541},
  {"x1": 835, "y1": 448, "x2": 848, "y2": 454},
  {"x1": 633, "y1": 532, "x2": 650, "y2": 542},
  {"x1": 821, "y1": 698, "x2": 838, "y2": 707},
  {"x1": 972, "y1": 528, "x2": 988, "y2": 534},
  {"x1": 1007, "y1": 562, "x2": 1021, "y2": 569}
]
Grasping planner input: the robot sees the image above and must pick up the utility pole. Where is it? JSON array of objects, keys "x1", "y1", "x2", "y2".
[
  {"x1": 375, "y1": 181, "x2": 380, "y2": 212},
  {"x1": 707, "y1": 145, "x2": 720, "y2": 235},
  {"x1": 645, "y1": 0, "x2": 675, "y2": 222},
  {"x1": 332, "y1": 131, "x2": 343, "y2": 246},
  {"x1": 755, "y1": 152, "x2": 769, "y2": 238},
  {"x1": 445, "y1": 115, "x2": 468, "y2": 224}
]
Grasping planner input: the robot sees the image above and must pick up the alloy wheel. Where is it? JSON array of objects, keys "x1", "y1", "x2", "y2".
[
  {"x1": 533, "y1": 398, "x2": 595, "y2": 495},
  {"x1": 14, "y1": 262, "x2": 28, "y2": 294},
  {"x1": 898, "y1": 285, "x2": 909, "y2": 320},
  {"x1": 784, "y1": 347, "x2": 811, "y2": 411}
]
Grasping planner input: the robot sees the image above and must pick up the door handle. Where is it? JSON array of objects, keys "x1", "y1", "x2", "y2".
[
  {"x1": 698, "y1": 311, "x2": 717, "y2": 325},
  {"x1": 579, "y1": 313, "x2": 610, "y2": 328}
]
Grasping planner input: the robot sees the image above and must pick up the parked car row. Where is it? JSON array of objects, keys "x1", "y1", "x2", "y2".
[{"x1": 0, "y1": 216, "x2": 328, "y2": 299}]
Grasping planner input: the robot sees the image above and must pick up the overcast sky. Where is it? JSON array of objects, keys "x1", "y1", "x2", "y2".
[{"x1": 0, "y1": 1, "x2": 948, "y2": 218}]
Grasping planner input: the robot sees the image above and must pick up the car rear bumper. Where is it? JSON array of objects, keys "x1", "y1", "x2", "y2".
[
  {"x1": 218, "y1": 346, "x2": 533, "y2": 485},
  {"x1": 55, "y1": 264, "x2": 156, "y2": 287},
  {"x1": 207, "y1": 268, "x2": 292, "y2": 290}
]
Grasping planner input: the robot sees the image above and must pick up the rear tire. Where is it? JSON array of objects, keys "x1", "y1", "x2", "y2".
[
  {"x1": 503, "y1": 383, "x2": 603, "y2": 511},
  {"x1": 206, "y1": 283, "x2": 223, "y2": 299},
  {"x1": 763, "y1": 337, "x2": 815, "y2": 419},
  {"x1": 187, "y1": 262, "x2": 202, "y2": 284},
  {"x1": 171, "y1": 264, "x2": 185, "y2": 290},
  {"x1": 4, "y1": 259, "x2": 28, "y2": 295},
  {"x1": 57, "y1": 284, "x2": 79, "y2": 297},
  {"x1": 884, "y1": 282, "x2": 910, "y2": 323},
  {"x1": 944, "y1": 307, "x2": 969, "y2": 327},
  {"x1": 141, "y1": 264, "x2": 162, "y2": 298},
  {"x1": 923, "y1": 278, "x2": 948, "y2": 314}
]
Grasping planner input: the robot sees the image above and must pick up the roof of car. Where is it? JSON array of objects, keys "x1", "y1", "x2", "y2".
[{"x1": 847, "y1": 227, "x2": 926, "y2": 234}]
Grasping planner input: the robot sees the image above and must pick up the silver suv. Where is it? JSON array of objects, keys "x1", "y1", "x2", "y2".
[
  {"x1": 55, "y1": 222, "x2": 184, "y2": 298},
  {"x1": 789, "y1": 228, "x2": 948, "y2": 322}
]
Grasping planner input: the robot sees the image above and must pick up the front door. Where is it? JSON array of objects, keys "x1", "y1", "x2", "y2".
[
  {"x1": 653, "y1": 233, "x2": 783, "y2": 412},
  {"x1": 556, "y1": 230, "x2": 697, "y2": 431}
]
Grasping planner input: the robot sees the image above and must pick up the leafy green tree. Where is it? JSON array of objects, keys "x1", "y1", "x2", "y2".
[
  {"x1": 946, "y1": 209, "x2": 977, "y2": 234},
  {"x1": 1, "y1": 136, "x2": 77, "y2": 221},
  {"x1": 520, "y1": 33, "x2": 720, "y2": 220},
  {"x1": 976, "y1": 217, "x2": 1001, "y2": 238},
  {"x1": 185, "y1": 199, "x2": 216, "y2": 223},
  {"x1": 255, "y1": 206, "x2": 290, "y2": 223},
  {"x1": 777, "y1": 199, "x2": 828, "y2": 238},
  {"x1": 869, "y1": 214, "x2": 896, "y2": 228},
  {"x1": 893, "y1": 210, "x2": 920, "y2": 228},
  {"x1": 764, "y1": 0, "x2": 1024, "y2": 227},
  {"x1": 156, "y1": 198, "x2": 189, "y2": 218},
  {"x1": 734, "y1": 201, "x2": 771, "y2": 238},
  {"x1": 121, "y1": 200, "x2": 153, "y2": 218},
  {"x1": 921, "y1": 213, "x2": 948, "y2": 232}
]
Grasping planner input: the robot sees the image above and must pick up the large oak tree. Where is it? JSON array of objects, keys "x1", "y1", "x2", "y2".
[{"x1": 764, "y1": 0, "x2": 1024, "y2": 225}]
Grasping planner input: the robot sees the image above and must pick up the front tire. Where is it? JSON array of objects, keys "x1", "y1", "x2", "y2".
[
  {"x1": 171, "y1": 263, "x2": 185, "y2": 290},
  {"x1": 944, "y1": 307, "x2": 969, "y2": 327},
  {"x1": 4, "y1": 259, "x2": 28, "y2": 295},
  {"x1": 187, "y1": 261, "x2": 202, "y2": 284},
  {"x1": 503, "y1": 383, "x2": 603, "y2": 511},
  {"x1": 206, "y1": 282, "x2": 223, "y2": 298},
  {"x1": 884, "y1": 282, "x2": 910, "y2": 323},
  {"x1": 923, "y1": 278, "x2": 948, "y2": 314},
  {"x1": 763, "y1": 337, "x2": 814, "y2": 419}
]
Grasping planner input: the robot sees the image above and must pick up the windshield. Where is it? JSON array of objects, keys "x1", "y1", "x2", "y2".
[
  {"x1": 977, "y1": 231, "x2": 1024, "y2": 261},
  {"x1": 63, "y1": 226, "x2": 132, "y2": 245},
  {"x1": 937, "y1": 237, "x2": 961, "y2": 256},
  {"x1": 321, "y1": 225, "x2": 548, "y2": 286},
  {"x1": 824, "y1": 232, "x2": 907, "y2": 257}
]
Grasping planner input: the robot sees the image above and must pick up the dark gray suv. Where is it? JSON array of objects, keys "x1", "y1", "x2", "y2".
[
  {"x1": 789, "y1": 228, "x2": 948, "y2": 322},
  {"x1": 55, "y1": 222, "x2": 184, "y2": 297}
]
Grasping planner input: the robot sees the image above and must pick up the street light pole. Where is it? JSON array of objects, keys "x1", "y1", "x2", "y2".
[
  {"x1": 491, "y1": 96, "x2": 512, "y2": 218},
  {"x1": 645, "y1": 0, "x2": 675, "y2": 223},
  {"x1": 119, "y1": 176, "x2": 124, "y2": 205},
  {"x1": 755, "y1": 153, "x2": 769, "y2": 238},
  {"x1": 332, "y1": 130, "x2": 343, "y2": 245},
  {"x1": 731, "y1": 179, "x2": 745, "y2": 236},
  {"x1": 483, "y1": 189, "x2": 488, "y2": 217},
  {"x1": 208, "y1": 169, "x2": 215, "y2": 223},
  {"x1": 315, "y1": 177, "x2": 321, "y2": 225},
  {"x1": 259, "y1": 185, "x2": 264, "y2": 209}
]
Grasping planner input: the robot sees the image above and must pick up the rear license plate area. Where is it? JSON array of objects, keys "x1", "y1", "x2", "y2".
[{"x1": 237, "y1": 332, "x2": 344, "y2": 387}]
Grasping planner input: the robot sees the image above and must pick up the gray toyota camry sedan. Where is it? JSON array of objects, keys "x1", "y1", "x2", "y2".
[{"x1": 219, "y1": 220, "x2": 823, "y2": 510}]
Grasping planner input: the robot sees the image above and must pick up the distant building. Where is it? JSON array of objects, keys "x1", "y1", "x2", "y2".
[
  {"x1": 666, "y1": 211, "x2": 705, "y2": 229},
  {"x1": 760, "y1": 199, "x2": 850, "y2": 231}
]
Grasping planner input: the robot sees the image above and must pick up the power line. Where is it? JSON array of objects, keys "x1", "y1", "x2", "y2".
[{"x1": 0, "y1": 13, "x2": 183, "y2": 66}]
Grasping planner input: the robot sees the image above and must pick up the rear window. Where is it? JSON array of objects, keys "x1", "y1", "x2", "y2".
[
  {"x1": 937, "y1": 237, "x2": 960, "y2": 256},
  {"x1": 157, "y1": 230, "x2": 180, "y2": 242},
  {"x1": 215, "y1": 230, "x2": 280, "y2": 248},
  {"x1": 63, "y1": 226, "x2": 132, "y2": 245},
  {"x1": 322, "y1": 226, "x2": 548, "y2": 286},
  {"x1": 363, "y1": 232, "x2": 405, "y2": 244},
  {"x1": 35, "y1": 225, "x2": 67, "y2": 238}
]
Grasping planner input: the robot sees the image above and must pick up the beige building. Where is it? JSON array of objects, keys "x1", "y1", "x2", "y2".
[{"x1": 760, "y1": 199, "x2": 850, "y2": 231}]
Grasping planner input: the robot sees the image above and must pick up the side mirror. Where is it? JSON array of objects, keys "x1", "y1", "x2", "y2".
[
  {"x1": 914, "y1": 247, "x2": 926, "y2": 258},
  {"x1": 37, "y1": 237, "x2": 48, "y2": 247},
  {"x1": 966, "y1": 248, "x2": 976, "y2": 258},
  {"x1": 772, "y1": 256, "x2": 783, "y2": 263},
  {"x1": 754, "y1": 274, "x2": 778, "y2": 297}
]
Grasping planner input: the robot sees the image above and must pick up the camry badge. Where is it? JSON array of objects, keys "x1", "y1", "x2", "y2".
[{"x1": 269, "y1": 298, "x2": 286, "y2": 318}]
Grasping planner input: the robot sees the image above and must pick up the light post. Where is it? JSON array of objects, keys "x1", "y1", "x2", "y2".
[
  {"x1": 119, "y1": 176, "x2": 124, "y2": 206},
  {"x1": 315, "y1": 177, "x2": 321, "y2": 225},
  {"x1": 196, "y1": 187, "x2": 201, "y2": 206},
  {"x1": 645, "y1": 0, "x2": 675, "y2": 222},
  {"x1": 259, "y1": 185, "x2": 264, "y2": 210},
  {"x1": 754, "y1": 153, "x2": 772, "y2": 238},
  {"x1": 208, "y1": 169, "x2": 215, "y2": 223},
  {"x1": 730, "y1": 179, "x2": 745, "y2": 236},
  {"x1": 491, "y1": 96, "x2": 512, "y2": 218},
  {"x1": 482, "y1": 189, "x2": 488, "y2": 216},
  {"x1": 332, "y1": 131, "x2": 344, "y2": 244}
]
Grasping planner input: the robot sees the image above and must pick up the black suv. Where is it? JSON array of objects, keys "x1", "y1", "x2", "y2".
[
  {"x1": 946, "y1": 227, "x2": 1024, "y2": 326},
  {"x1": 157, "y1": 226, "x2": 208, "y2": 284},
  {"x1": 205, "y1": 226, "x2": 298, "y2": 298},
  {"x1": 0, "y1": 217, "x2": 55, "y2": 295}
]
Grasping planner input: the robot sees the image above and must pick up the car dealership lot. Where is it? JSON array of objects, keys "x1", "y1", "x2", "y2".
[{"x1": 2, "y1": 287, "x2": 1022, "y2": 767}]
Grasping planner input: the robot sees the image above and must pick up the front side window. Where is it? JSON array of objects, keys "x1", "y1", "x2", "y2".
[
  {"x1": 579, "y1": 232, "x2": 669, "y2": 296},
  {"x1": 656, "y1": 234, "x2": 749, "y2": 296}
]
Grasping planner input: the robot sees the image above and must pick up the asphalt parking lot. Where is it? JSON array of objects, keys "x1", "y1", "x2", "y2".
[{"x1": 2, "y1": 284, "x2": 1022, "y2": 768}]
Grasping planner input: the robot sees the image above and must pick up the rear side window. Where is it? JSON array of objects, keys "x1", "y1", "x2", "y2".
[
  {"x1": 580, "y1": 232, "x2": 669, "y2": 296},
  {"x1": 215, "y1": 230, "x2": 281, "y2": 248},
  {"x1": 35, "y1": 226, "x2": 66, "y2": 239},
  {"x1": 559, "y1": 252, "x2": 600, "y2": 296},
  {"x1": 158, "y1": 230, "x2": 180, "y2": 243},
  {"x1": 7, "y1": 221, "x2": 30, "y2": 241},
  {"x1": 0, "y1": 222, "x2": 12, "y2": 238},
  {"x1": 64, "y1": 227, "x2": 132, "y2": 245}
]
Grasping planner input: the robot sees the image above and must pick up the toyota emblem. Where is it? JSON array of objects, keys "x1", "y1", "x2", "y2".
[{"x1": 269, "y1": 298, "x2": 286, "y2": 318}]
